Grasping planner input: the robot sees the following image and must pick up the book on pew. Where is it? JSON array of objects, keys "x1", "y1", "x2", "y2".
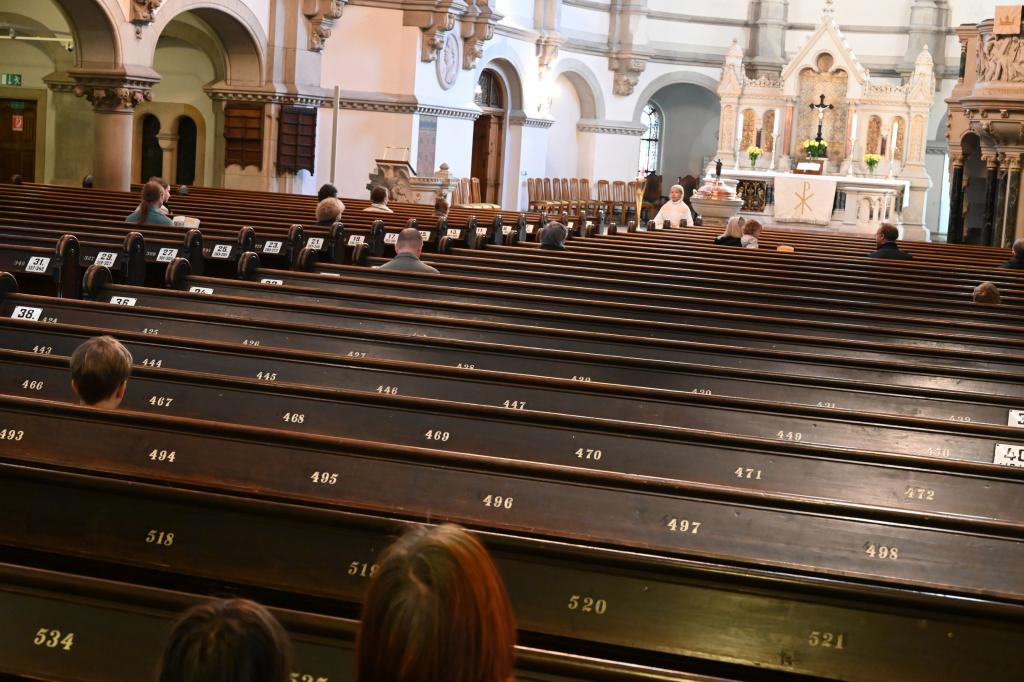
[{"x1": 172, "y1": 216, "x2": 201, "y2": 228}]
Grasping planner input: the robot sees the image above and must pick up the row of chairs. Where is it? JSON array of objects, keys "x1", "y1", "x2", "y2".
[{"x1": 528, "y1": 177, "x2": 666, "y2": 221}]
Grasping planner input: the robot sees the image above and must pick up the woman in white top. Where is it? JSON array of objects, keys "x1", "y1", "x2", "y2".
[{"x1": 652, "y1": 184, "x2": 693, "y2": 228}]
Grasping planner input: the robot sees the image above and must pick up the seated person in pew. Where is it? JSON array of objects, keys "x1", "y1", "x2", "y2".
[
  {"x1": 70, "y1": 336, "x2": 132, "y2": 409},
  {"x1": 316, "y1": 197, "x2": 346, "y2": 226},
  {"x1": 540, "y1": 221, "x2": 568, "y2": 251},
  {"x1": 652, "y1": 184, "x2": 693, "y2": 228},
  {"x1": 378, "y1": 228, "x2": 440, "y2": 274},
  {"x1": 363, "y1": 185, "x2": 395, "y2": 213},
  {"x1": 740, "y1": 219, "x2": 763, "y2": 249},
  {"x1": 149, "y1": 176, "x2": 172, "y2": 215},
  {"x1": 868, "y1": 223, "x2": 913, "y2": 260},
  {"x1": 317, "y1": 183, "x2": 338, "y2": 202},
  {"x1": 714, "y1": 216, "x2": 745, "y2": 246},
  {"x1": 974, "y1": 281, "x2": 1001, "y2": 305},
  {"x1": 356, "y1": 524, "x2": 516, "y2": 682},
  {"x1": 1000, "y1": 239, "x2": 1024, "y2": 269},
  {"x1": 158, "y1": 598, "x2": 293, "y2": 682},
  {"x1": 125, "y1": 180, "x2": 174, "y2": 226}
]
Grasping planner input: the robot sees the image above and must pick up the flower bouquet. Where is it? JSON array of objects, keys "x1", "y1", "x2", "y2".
[
  {"x1": 863, "y1": 153, "x2": 882, "y2": 175},
  {"x1": 747, "y1": 145, "x2": 764, "y2": 169},
  {"x1": 801, "y1": 139, "x2": 828, "y2": 158}
]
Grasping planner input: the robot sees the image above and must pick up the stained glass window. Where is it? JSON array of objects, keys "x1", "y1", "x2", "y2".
[{"x1": 638, "y1": 103, "x2": 661, "y2": 175}]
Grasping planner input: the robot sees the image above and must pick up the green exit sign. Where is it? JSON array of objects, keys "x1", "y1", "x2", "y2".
[{"x1": 2, "y1": 74, "x2": 23, "y2": 87}]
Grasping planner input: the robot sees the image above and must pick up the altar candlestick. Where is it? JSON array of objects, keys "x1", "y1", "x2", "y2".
[
  {"x1": 734, "y1": 107, "x2": 744, "y2": 169},
  {"x1": 881, "y1": 135, "x2": 888, "y2": 158},
  {"x1": 770, "y1": 108, "x2": 781, "y2": 171},
  {"x1": 890, "y1": 120, "x2": 900, "y2": 160},
  {"x1": 756, "y1": 129, "x2": 763, "y2": 147}
]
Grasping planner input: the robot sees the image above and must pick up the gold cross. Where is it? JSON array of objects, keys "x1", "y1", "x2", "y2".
[{"x1": 794, "y1": 182, "x2": 815, "y2": 216}]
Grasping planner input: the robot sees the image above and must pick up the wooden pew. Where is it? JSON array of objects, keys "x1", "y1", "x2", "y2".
[{"x1": 2, "y1": 397, "x2": 1024, "y2": 682}]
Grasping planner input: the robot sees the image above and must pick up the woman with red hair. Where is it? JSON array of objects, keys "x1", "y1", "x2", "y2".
[{"x1": 356, "y1": 523, "x2": 517, "y2": 682}]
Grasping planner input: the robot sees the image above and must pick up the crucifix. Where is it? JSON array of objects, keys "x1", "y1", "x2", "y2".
[{"x1": 808, "y1": 94, "x2": 834, "y2": 143}]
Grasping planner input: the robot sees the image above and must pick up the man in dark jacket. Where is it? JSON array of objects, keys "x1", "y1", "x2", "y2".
[
  {"x1": 1001, "y1": 239, "x2": 1024, "y2": 269},
  {"x1": 868, "y1": 223, "x2": 913, "y2": 259},
  {"x1": 378, "y1": 228, "x2": 439, "y2": 274}
]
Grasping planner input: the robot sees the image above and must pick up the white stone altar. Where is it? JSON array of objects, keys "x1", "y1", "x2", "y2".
[
  {"x1": 710, "y1": 0, "x2": 935, "y2": 240},
  {"x1": 713, "y1": 169, "x2": 910, "y2": 235}
]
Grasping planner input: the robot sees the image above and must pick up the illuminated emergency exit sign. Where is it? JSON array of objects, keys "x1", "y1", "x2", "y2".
[{"x1": 2, "y1": 74, "x2": 22, "y2": 87}]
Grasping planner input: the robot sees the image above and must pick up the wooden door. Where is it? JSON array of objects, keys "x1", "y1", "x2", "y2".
[
  {"x1": 0, "y1": 99, "x2": 37, "y2": 182},
  {"x1": 471, "y1": 113, "x2": 504, "y2": 205}
]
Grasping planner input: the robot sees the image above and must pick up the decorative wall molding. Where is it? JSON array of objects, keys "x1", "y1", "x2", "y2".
[
  {"x1": 509, "y1": 114, "x2": 555, "y2": 128},
  {"x1": 403, "y1": 0, "x2": 467, "y2": 63},
  {"x1": 461, "y1": 1, "x2": 502, "y2": 69},
  {"x1": 576, "y1": 118, "x2": 645, "y2": 136},
  {"x1": 72, "y1": 74, "x2": 158, "y2": 110},
  {"x1": 303, "y1": 0, "x2": 348, "y2": 52}
]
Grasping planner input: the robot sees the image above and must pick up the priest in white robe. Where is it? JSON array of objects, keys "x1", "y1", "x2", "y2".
[{"x1": 652, "y1": 185, "x2": 693, "y2": 228}]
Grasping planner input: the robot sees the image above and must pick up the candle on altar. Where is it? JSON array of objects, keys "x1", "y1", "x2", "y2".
[
  {"x1": 756, "y1": 129, "x2": 762, "y2": 147},
  {"x1": 881, "y1": 135, "x2": 888, "y2": 158},
  {"x1": 850, "y1": 112, "x2": 858, "y2": 143},
  {"x1": 890, "y1": 120, "x2": 899, "y2": 160}
]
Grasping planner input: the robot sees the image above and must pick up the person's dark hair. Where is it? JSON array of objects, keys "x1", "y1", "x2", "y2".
[
  {"x1": 540, "y1": 222, "x2": 567, "y2": 248},
  {"x1": 158, "y1": 599, "x2": 293, "y2": 682},
  {"x1": 134, "y1": 180, "x2": 166, "y2": 225},
  {"x1": 179, "y1": 184, "x2": 190, "y2": 195},
  {"x1": 395, "y1": 226, "x2": 424, "y2": 252},
  {"x1": 742, "y1": 219, "x2": 763, "y2": 236},
  {"x1": 82, "y1": 175, "x2": 94, "y2": 188},
  {"x1": 879, "y1": 222, "x2": 899, "y2": 242},
  {"x1": 370, "y1": 185, "x2": 389, "y2": 204},
  {"x1": 11, "y1": 174, "x2": 23, "y2": 185},
  {"x1": 1013, "y1": 238, "x2": 1024, "y2": 258},
  {"x1": 974, "y1": 281, "x2": 1001, "y2": 305},
  {"x1": 317, "y1": 183, "x2": 338, "y2": 202},
  {"x1": 149, "y1": 176, "x2": 170, "y2": 191},
  {"x1": 356, "y1": 524, "x2": 517, "y2": 682},
  {"x1": 434, "y1": 196, "x2": 449, "y2": 217},
  {"x1": 70, "y1": 336, "x2": 132, "y2": 405}
]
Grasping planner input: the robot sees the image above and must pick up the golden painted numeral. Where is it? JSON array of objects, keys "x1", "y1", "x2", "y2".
[
  {"x1": 376, "y1": 385, "x2": 398, "y2": 395},
  {"x1": 425, "y1": 429, "x2": 450, "y2": 442},
  {"x1": 148, "y1": 449, "x2": 175, "y2": 463},
  {"x1": 290, "y1": 673, "x2": 329, "y2": 682},
  {"x1": 948, "y1": 415, "x2": 971, "y2": 423},
  {"x1": 242, "y1": 339, "x2": 261, "y2": 347},
  {"x1": 149, "y1": 396, "x2": 174, "y2": 407},
  {"x1": 904, "y1": 486, "x2": 935, "y2": 501},
  {"x1": 456, "y1": 363, "x2": 476, "y2": 369},
  {"x1": 32, "y1": 345, "x2": 53, "y2": 355},
  {"x1": 575, "y1": 448, "x2": 603, "y2": 461},
  {"x1": 482, "y1": 494, "x2": 513, "y2": 509},
  {"x1": 777, "y1": 431, "x2": 802, "y2": 441},
  {"x1": 141, "y1": 358, "x2": 162, "y2": 367},
  {"x1": 571, "y1": 375, "x2": 592, "y2": 382},
  {"x1": 567, "y1": 595, "x2": 607, "y2": 614},
  {"x1": 808, "y1": 631, "x2": 845, "y2": 649},
  {"x1": 502, "y1": 400, "x2": 527, "y2": 410},
  {"x1": 142, "y1": 328, "x2": 160, "y2": 335},
  {"x1": 346, "y1": 351, "x2": 367, "y2": 358},
  {"x1": 0, "y1": 429, "x2": 25, "y2": 441},
  {"x1": 257, "y1": 371, "x2": 277, "y2": 381},
  {"x1": 816, "y1": 401, "x2": 837, "y2": 408},
  {"x1": 33, "y1": 628, "x2": 74, "y2": 651},
  {"x1": 283, "y1": 412, "x2": 306, "y2": 424},
  {"x1": 310, "y1": 471, "x2": 338, "y2": 485},
  {"x1": 926, "y1": 447, "x2": 950, "y2": 457},
  {"x1": 666, "y1": 517, "x2": 701, "y2": 534},
  {"x1": 691, "y1": 388, "x2": 712, "y2": 395},
  {"x1": 21, "y1": 380, "x2": 44, "y2": 391},
  {"x1": 864, "y1": 543, "x2": 899, "y2": 560},
  {"x1": 347, "y1": 561, "x2": 379, "y2": 578},
  {"x1": 145, "y1": 530, "x2": 175, "y2": 546},
  {"x1": 734, "y1": 466, "x2": 763, "y2": 480}
]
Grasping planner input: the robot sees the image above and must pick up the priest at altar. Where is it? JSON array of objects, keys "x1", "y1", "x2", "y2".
[{"x1": 709, "y1": 1, "x2": 937, "y2": 240}]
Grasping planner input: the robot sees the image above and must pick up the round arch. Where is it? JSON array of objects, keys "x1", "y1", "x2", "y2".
[
  {"x1": 146, "y1": 0, "x2": 266, "y2": 86},
  {"x1": 476, "y1": 42, "x2": 527, "y2": 114},
  {"x1": 48, "y1": 0, "x2": 122, "y2": 69},
  {"x1": 631, "y1": 71, "x2": 720, "y2": 123},
  {"x1": 549, "y1": 58, "x2": 605, "y2": 120}
]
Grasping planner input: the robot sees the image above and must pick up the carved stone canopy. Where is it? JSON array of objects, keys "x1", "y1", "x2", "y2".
[
  {"x1": 404, "y1": 0, "x2": 500, "y2": 67},
  {"x1": 303, "y1": 0, "x2": 348, "y2": 52},
  {"x1": 462, "y1": 1, "x2": 501, "y2": 70}
]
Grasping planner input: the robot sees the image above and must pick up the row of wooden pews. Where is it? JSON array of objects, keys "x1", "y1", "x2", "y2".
[{"x1": 0, "y1": 181, "x2": 1022, "y2": 681}]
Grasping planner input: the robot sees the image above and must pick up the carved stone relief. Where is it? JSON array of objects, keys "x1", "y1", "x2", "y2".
[
  {"x1": 762, "y1": 110, "x2": 776, "y2": 153},
  {"x1": 741, "y1": 110, "x2": 756, "y2": 149},
  {"x1": 894, "y1": 117, "x2": 906, "y2": 161},
  {"x1": 73, "y1": 79, "x2": 154, "y2": 110},
  {"x1": 977, "y1": 34, "x2": 1024, "y2": 83},
  {"x1": 867, "y1": 115, "x2": 882, "y2": 154},
  {"x1": 130, "y1": 0, "x2": 164, "y2": 25},
  {"x1": 436, "y1": 32, "x2": 460, "y2": 90},
  {"x1": 909, "y1": 115, "x2": 925, "y2": 163},
  {"x1": 303, "y1": 0, "x2": 347, "y2": 52},
  {"x1": 609, "y1": 52, "x2": 648, "y2": 96}
]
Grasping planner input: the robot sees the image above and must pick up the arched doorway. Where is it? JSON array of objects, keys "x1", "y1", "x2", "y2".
[
  {"x1": 960, "y1": 133, "x2": 988, "y2": 244},
  {"x1": 140, "y1": 114, "x2": 163, "y2": 182},
  {"x1": 471, "y1": 69, "x2": 506, "y2": 205},
  {"x1": 175, "y1": 116, "x2": 197, "y2": 185},
  {"x1": 644, "y1": 83, "x2": 721, "y2": 180}
]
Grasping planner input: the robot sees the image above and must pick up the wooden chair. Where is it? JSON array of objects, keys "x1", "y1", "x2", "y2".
[
  {"x1": 610, "y1": 180, "x2": 629, "y2": 223},
  {"x1": 642, "y1": 172, "x2": 664, "y2": 220},
  {"x1": 580, "y1": 178, "x2": 595, "y2": 215},
  {"x1": 470, "y1": 177, "x2": 483, "y2": 205},
  {"x1": 595, "y1": 179, "x2": 612, "y2": 218},
  {"x1": 560, "y1": 178, "x2": 577, "y2": 214}
]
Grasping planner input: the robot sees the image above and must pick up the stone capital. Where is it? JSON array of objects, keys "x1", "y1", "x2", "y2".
[
  {"x1": 130, "y1": 0, "x2": 165, "y2": 25},
  {"x1": 462, "y1": 1, "x2": 502, "y2": 70},
  {"x1": 609, "y1": 51, "x2": 648, "y2": 96},
  {"x1": 982, "y1": 152, "x2": 1000, "y2": 169},
  {"x1": 72, "y1": 73, "x2": 157, "y2": 111},
  {"x1": 404, "y1": 1, "x2": 469, "y2": 63}
]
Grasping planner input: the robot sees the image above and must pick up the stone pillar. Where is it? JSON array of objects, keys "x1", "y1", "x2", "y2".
[
  {"x1": 72, "y1": 75, "x2": 155, "y2": 190},
  {"x1": 946, "y1": 152, "x2": 965, "y2": 243},
  {"x1": 157, "y1": 133, "x2": 179, "y2": 183},
  {"x1": 981, "y1": 153, "x2": 1000, "y2": 246},
  {"x1": 748, "y1": 0, "x2": 788, "y2": 77},
  {"x1": 901, "y1": 0, "x2": 944, "y2": 76}
]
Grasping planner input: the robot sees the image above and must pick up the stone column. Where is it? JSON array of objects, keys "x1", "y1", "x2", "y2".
[
  {"x1": 946, "y1": 151, "x2": 965, "y2": 243},
  {"x1": 901, "y1": 0, "x2": 944, "y2": 76},
  {"x1": 72, "y1": 75, "x2": 155, "y2": 190},
  {"x1": 981, "y1": 152, "x2": 1000, "y2": 246},
  {"x1": 158, "y1": 132, "x2": 179, "y2": 183},
  {"x1": 748, "y1": 0, "x2": 788, "y2": 77}
]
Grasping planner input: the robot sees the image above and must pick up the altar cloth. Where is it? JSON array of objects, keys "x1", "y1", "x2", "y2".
[{"x1": 774, "y1": 175, "x2": 837, "y2": 226}]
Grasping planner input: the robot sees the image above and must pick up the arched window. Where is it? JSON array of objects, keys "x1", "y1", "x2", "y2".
[{"x1": 638, "y1": 103, "x2": 661, "y2": 175}]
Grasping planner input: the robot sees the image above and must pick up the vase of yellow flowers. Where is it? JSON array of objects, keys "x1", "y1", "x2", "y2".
[
  {"x1": 864, "y1": 153, "x2": 882, "y2": 175},
  {"x1": 747, "y1": 146, "x2": 763, "y2": 170},
  {"x1": 802, "y1": 139, "x2": 828, "y2": 159}
]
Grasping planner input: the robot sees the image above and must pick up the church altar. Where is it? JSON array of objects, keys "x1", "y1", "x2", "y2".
[
  {"x1": 714, "y1": 169, "x2": 910, "y2": 235},
  {"x1": 710, "y1": 0, "x2": 935, "y2": 240}
]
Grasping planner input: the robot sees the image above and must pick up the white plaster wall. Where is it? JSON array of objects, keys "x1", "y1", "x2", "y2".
[
  {"x1": 560, "y1": 5, "x2": 610, "y2": 37},
  {"x1": 546, "y1": 75, "x2": 582, "y2": 177},
  {"x1": 788, "y1": 0, "x2": 915, "y2": 24},
  {"x1": 321, "y1": 5, "x2": 419, "y2": 95},
  {"x1": 150, "y1": 40, "x2": 216, "y2": 187},
  {"x1": 647, "y1": 0, "x2": 748, "y2": 19},
  {"x1": 434, "y1": 116, "x2": 475, "y2": 179},
  {"x1": 650, "y1": 84, "x2": 721, "y2": 180},
  {"x1": 329, "y1": 110, "x2": 417, "y2": 199},
  {"x1": 515, "y1": 124, "x2": 549, "y2": 210},
  {"x1": 647, "y1": 20, "x2": 746, "y2": 52},
  {"x1": 494, "y1": 0, "x2": 535, "y2": 29},
  {"x1": 592, "y1": 134, "x2": 641, "y2": 185}
]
